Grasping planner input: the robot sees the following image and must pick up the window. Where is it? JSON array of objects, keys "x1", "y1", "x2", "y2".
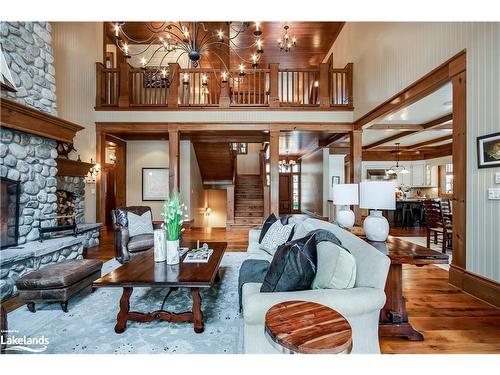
[
  {"x1": 445, "y1": 163, "x2": 453, "y2": 194},
  {"x1": 230, "y1": 142, "x2": 247, "y2": 154},
  {"x1": 292, "y1": 175, "x2": 300, "y2": 211}
]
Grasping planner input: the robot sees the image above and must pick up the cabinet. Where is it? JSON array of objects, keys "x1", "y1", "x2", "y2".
[{"x1": 410, "y1": 163, "x2": 438, "y2": 187}]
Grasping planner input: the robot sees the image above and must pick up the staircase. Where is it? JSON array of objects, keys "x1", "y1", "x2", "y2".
[{"x1": 232, "y1": 175, "x2": 264, "y2": 229}]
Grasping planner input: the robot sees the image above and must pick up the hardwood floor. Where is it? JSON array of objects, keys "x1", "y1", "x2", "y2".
[{"x1": 3, "y1": 227, "x2": 499, "y2": 353}]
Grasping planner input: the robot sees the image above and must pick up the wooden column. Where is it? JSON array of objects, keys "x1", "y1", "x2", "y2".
[
  {"x1": 345, "y1": 63, "x2": 354, "y2": 109},
  {"x1": 95, "y1": 63, "x2": 104, "y2": 107},
  {"x1": 319, "y1": 62, "x2": 330, "y2": 108},
  {"x1": 96, "y1": 127, "x2": 106, "y2": 223},
  {"x1": 219, "y1": 82, "x2": 230, "y2": 107},
  {"x1": 269, "y1": 64, "x2": 280, "y2": 107},
  {"x1": 168, "y1": 63, "x2": 180, "y2": 108},
  {"x1": 118, "y1": 62, "x2": 131, "y2": 107},
  {"x1": 168, "y1": 129, "x2": 180, "y2": 194},
  {"x1": 269, "y1": 130, "x2": 280, "y2": 215},
  {"x1": 450, "y1": 68, "x2": 467, "y2": 271},
  {"x1": 349, "y1": 130, "x2": 362, "y2": 224}
]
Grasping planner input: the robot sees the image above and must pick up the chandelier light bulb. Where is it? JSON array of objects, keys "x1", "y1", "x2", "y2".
[
  {"x1": 254, "y1": 22, "x2": 262, "y2": 36},
  {"x1": 217, "y1": 30, "x2": 224, "y2": 41},
  {"x1": 239, "y1": 64, "x2": 245, "y2": 76},
  {"x1": 256, "y1": 39, "x2": 264, "y2": 53},
  {"x1": 161, "y1": 69, "x2": 167, "y2": 78},
  {"x1": 114, "y1": 23, "x2": 120, "y2": 37},
  {"x1": 140, "y1": 56, "x2": 146, "y2": 67},
  {"x1": 221, "y1": 71, "x2": 228, "y2": 83},
  {"x1": 182, "y1": 73, "x2": 189, "y2": 85},
  {"x1": 292, "y1": 37, "x2": 297, "y2": 45},
  {"x1": 314, "y1": 80, "x2": 319, "y2": 87}
]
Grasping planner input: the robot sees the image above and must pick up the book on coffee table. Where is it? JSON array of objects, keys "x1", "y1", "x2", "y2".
[{"x1": 183, "y1": 248, "x2": 214, "y2": 263}]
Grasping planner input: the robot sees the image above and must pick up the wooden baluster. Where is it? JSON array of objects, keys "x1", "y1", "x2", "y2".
[
  {"x1": 118, "y1": 63, "x2": 131, "y2": 107},
  {"x1": 269, "y1": 63, "x2": 279, "y2": 107},
  {"x1": 95, "y1": 63, "x2": 104, "y2": 107}
]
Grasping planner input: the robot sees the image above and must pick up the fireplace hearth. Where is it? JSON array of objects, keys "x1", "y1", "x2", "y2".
[{"x1": 0, "y1": 176, "x2": 20, "y2": 249}]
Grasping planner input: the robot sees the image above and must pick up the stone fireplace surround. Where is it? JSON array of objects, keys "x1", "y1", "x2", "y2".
[{"x1": 0, "y1": 126, "x2": 100, "y2": 300}]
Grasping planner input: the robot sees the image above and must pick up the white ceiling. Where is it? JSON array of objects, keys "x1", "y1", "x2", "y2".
[{"x1": 362, "y1": 81, "x2": 453, "y2": 147}]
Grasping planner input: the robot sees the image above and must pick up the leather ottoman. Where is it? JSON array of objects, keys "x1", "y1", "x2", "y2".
[{"x1": 15, "y1": 259, "x2": 103, "y2": 313}]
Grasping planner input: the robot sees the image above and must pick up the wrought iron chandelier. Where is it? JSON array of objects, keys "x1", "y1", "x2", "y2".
[
  {"x1": 277, "y1": 23, "x2": 296, "y2": 52},
  {"x1": 111, "y1": 21, "x2": 265, "y2": 86},
  {"x1": 386, "y1": 143, "x2": 409, "y2": 175}
]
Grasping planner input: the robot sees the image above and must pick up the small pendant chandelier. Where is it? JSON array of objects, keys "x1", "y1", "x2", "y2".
[
  {"x1": 277, "y1": 23, "x2": 296, "y2": 52},
  {"x1": 386, "y1": 143, "x2": 409, "y2": 175}
]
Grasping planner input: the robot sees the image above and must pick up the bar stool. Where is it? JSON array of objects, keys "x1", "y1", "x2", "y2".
[{"x1": 401, "y1": 202, "x2": 414, "y2": 228}]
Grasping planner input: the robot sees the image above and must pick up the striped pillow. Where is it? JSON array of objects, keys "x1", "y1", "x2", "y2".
[{"x1": 259, "y1": 220, "x2": 295, "y2": 255}]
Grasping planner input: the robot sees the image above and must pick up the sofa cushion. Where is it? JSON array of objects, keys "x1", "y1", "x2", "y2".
[
  {"x1": 127, "y1": 210, "x2": 154, "y2": 237},
  {"x1": 291, "y1": 220, "x2": 316, "y2": 241},
  {"x1": 258, "y1": 213, "x2": 278, "y2": 243},
  {"x1": 16, "y1": 259, "x2": 103, "y2": 290},
  {"x1": 260, "y1": 234, "x2": 317, "y2": 293},
  {"x1": 303, "y1": 218, "x2": 390, "y2": 290},
  {"x1": 128, "y1": 234, "x2": 154, "y2": 252},
  {"x1": 259, "y1": 220, "x2": 295, "y2": 255},
  {"x1": 312, "y1": 242, "x2": 356, "y2": 289}
]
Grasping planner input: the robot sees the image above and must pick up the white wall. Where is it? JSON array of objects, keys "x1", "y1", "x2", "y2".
[
  {"x1": 179, "y1": 141, "x2": 205, "y2": 227},
  {"x1": 126, "y1": 141, "x2": 169, "y2": 220},
  {"x1": 328, "y1": 155, "x2": 346, "y2": 201},
  {"x1": 52, "y1": 22, "x2": 103, "y2": 223},
  {"x1": 237, "y1": 143, "x2": 261, "y2": 175},
  {"x1": 328, "y1": 22, "x2": 500, "y2": 281}
]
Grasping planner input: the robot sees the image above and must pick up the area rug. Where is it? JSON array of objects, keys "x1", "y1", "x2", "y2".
[{"x1": 6, "y1": 252, "x2": 247, "y2": 354}]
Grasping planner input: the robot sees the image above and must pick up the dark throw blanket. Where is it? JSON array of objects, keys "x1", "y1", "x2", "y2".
[
  {"x1": 237, "y1": 229, "x2": 345, "y2": 309},
  {"x1": 238, "y1": 259, "x2": 270, "y2": 309}
]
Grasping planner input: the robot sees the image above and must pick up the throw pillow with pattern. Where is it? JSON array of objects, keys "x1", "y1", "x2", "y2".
[
  {"x1": 259, "y1": 219, "x2": 295, "y2": 255},
  {"x1": 127, "y1": 211, "x2": 154, "y2": 237}
]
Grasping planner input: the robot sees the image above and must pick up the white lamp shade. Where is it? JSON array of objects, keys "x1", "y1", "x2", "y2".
[
  {"x1": 332, "y1": 184, "x2": 359, "y2": 205},
  {"x1": 359, "y1": 181, "x2": 396, "y2": 210}
]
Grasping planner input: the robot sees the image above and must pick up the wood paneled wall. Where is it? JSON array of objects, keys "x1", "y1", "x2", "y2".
[{"x1": 300, "y1": 148, "x2": 325, "y2": 217}]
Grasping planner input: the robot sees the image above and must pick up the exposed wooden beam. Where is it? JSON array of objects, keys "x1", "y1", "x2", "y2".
[
  {"x1": 362, "y1": 143, "x2": 453, "y2": 161},
  {"x1": 168, "y1": 129, "x2": 180, "y2": 193},
  {"x1": 405, "y1": 134, "x2": 453, "y2": 150},
  {"x1": 363, "y1": 131, "x2": 417, "y2": 150},
  {"x1": 363, "y1": 113, "x2": 453, "y2": 150},
  {"x1": 319, "y1": 133, "x2": 348, "y2": 147},
  {"x1": 370, "y1": 122, "x2": 453, "y2": 131}
]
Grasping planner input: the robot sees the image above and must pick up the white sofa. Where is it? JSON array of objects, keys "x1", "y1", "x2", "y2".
[{"x1": 241, "y1": 217, "x2": 391, "y2": 354}]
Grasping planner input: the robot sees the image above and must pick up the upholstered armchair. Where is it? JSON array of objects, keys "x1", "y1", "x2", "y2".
[{"x1": 111, "y1": 206, "x2": 161, "y2": 263}]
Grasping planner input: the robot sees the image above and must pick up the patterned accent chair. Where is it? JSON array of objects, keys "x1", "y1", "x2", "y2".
[{"x1": 111, "y1": 206, "x2": 161, "y2": 263}]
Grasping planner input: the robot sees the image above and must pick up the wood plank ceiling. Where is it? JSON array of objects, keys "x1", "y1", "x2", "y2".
[{"x1": 109, "y1": 22, "x2": 344, "y2": 69}]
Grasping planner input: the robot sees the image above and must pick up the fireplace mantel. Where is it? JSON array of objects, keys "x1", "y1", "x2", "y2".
[
  {"x1": 56, "y1": 158, "x2": 94, "y2": 177},
  {"x1": 0, "y1": 98, "x2": 84, "y2": 143}
]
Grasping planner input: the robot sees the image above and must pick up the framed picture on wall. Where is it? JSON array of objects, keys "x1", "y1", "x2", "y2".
[
  {"x1": 477, "y1": 132, "x2": 500, "y2": 169},
  {"x1": 142, "y1": 168, "x2": 169, "y2": 201}
]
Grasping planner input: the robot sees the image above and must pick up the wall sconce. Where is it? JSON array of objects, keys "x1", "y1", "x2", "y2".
[
  {"x1": 204, "y1": 207, "x2": 212, "y2": 217},
  {"x1": 89, "y1": 158, "x2": 101, "y2": 177}
]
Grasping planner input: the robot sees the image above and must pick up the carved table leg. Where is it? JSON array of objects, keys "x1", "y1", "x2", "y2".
[
  {"x1": 115, "y1": 287, "x2": 132, "y2": 334},
  {"x1": 191, "y1": 288, "x2": 204, "y2": 333},
  {"x1": 379, "y1": 264, "x2": 424, "y2": 341}
]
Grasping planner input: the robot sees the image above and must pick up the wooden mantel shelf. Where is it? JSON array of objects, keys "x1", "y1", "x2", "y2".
[
  {"x1": 56, "y1": 158, "x2": 94, "y2": 177},
  {"x1": 0, "y1": 98, "x2": 84, "y2": 143}
]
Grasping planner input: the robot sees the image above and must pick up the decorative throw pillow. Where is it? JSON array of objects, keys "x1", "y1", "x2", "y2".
[
  {"x1": 258, "y1": 213, "x2": 278, "y2": 243},
  {"x1": 260, "y1": 234, "x2": 317, "y2": 293},
  {"x1": 312, "y1": 241, "x2": 356, "y2": 289},
  {"x1": 259, "y1": 220, "x2": 295, "y2": 255},
  {"x1": 127, "y1": 211, "x2": 154, "y2": 237}
]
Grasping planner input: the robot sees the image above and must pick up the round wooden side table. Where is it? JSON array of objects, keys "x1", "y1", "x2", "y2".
[{"x1": 264, "y1": 300, "x2": 352, "y2": 354}]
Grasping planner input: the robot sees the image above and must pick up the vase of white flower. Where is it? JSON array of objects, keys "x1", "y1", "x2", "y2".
[{"x1": 162, "y1": 191, "x2": 189, "y2": 265}]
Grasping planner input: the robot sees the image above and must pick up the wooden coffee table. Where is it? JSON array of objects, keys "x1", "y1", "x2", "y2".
[
  {"x1": 265, "y1": 301, "x2": 352, "y2": 354},
  {"x1": 93, "y1": 241, "x2": 226, "y2": 334}
]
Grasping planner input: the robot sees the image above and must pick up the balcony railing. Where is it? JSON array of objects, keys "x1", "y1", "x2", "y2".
[{"x1": 95, "y1": 62, "x2": 353, "y2": 110}]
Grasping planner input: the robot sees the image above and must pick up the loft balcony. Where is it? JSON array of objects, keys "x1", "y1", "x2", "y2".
[{"x1": 95, "y1": 62, "x2": 353, "y2": 110}]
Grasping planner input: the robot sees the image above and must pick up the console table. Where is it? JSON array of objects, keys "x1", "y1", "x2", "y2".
[{"x1": 364, "y1": 236, "x2": 449, "y2": 341}]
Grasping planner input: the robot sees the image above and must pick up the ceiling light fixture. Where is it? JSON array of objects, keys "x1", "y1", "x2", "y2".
[
  {"x1": 277, "y1": 23, "x2": 296, "y2": 52},
  {"x1": 386, "y1": 143, "x2": 409, "y2": 175},
  {"x1": 111, "y1": 21, "x2": 264, "y2": 86}
]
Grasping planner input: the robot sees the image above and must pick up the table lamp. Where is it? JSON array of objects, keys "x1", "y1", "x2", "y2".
[
  {"x1": 359, "y1": 181, "x2": 396, "y2": 241},
  {"x1": 332, "y1": 184, "x2": 359, "y2": 227}
]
